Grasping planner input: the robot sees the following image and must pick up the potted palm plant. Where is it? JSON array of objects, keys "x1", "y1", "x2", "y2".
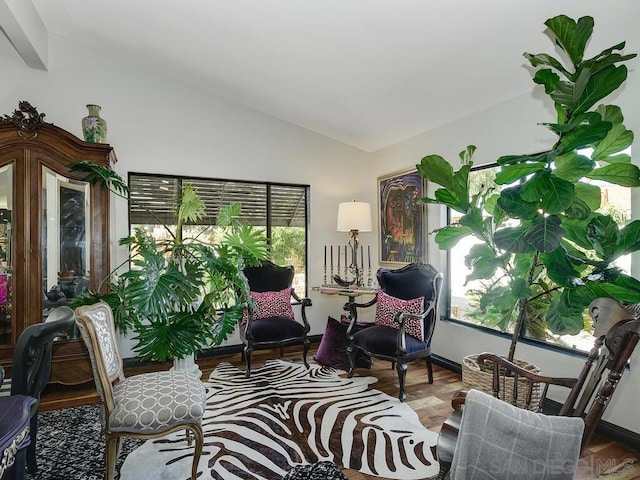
[
  {"x1": 69, "y1": 162, "x2": 268, "y2": 369},
  {"x1": 417, "y1": 14, "x2": 640, "y2": 403}
]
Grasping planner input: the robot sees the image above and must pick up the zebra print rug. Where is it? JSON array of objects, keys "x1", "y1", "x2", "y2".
[{"x1": 120, "y1": 360, "x2": 439, "y2": 479}]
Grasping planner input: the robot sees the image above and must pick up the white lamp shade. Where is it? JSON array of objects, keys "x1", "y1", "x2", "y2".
[{"x1": 337, "y1": 201, "x2": 372, "y2": 232}]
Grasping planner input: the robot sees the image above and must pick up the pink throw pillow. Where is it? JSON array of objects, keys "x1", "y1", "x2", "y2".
[
  {"x1": 242, "y1": 287, "x2": 295, "y2": 323},
  {"x1": 374, "y1": 290, "x2": 425, "y2": 341}
]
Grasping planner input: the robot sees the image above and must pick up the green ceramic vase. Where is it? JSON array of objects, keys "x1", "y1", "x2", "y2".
[{"x1": 81, "y1": 104, "x2": 107, "y2": 143}]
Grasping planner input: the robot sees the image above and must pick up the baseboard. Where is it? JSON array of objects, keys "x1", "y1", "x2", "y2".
[
  {"x1": 123, "y1": 335, "x2": 323, "y2": 369},
  {"x1": 429, "y1": 355, "x2": 640, "y2": 450},
  {"x1": 543, "y1": 398, "x2": 640, "y2": 451},
  {"x1": 431, "y1": 354, "x2": 462, "y2": 375}
]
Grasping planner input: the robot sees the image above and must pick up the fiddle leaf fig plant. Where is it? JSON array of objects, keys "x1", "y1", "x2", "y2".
[
  {"x1": 69, "y1": 161, "x2": 269, "y2": 362},
  {"x1": 418, "y1": 14, "x2": 640, "y2": 361}
]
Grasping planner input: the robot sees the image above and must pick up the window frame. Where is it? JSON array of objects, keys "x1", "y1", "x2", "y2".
[{"x1": 127, "y1": 171, "x2": 311, "y2": 296}]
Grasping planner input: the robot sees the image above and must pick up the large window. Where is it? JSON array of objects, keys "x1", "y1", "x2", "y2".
[
  {"x1": 128, "y1": 173, "x2": 309, "y2": 295},
  {"x1": 447, "y1": 161, "x2": 632, "y2": 352}
]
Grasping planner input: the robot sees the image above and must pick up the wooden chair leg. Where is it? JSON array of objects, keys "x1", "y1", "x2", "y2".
[
  {"x1": 396, "y1": 362, "x2": 408, "y2": 402},
  {"x1": 189, "y1": 424, "x2": 204, "y2": 480},
  {"x1": 105, "y1": 434, "x2": 119, "y2": 480},
  {"x1": 426, "y1": 356, "x2": 434, "y2": 384},
  {"x1": 244, "y1": 346, "x2": 253, "y2": 378},
  {"x1": 302, "y1": 338, "x2": 310, "y2": 369}
]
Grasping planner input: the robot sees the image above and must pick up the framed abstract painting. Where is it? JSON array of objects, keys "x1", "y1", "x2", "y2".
[{"x1": 378, "y1": 168, "x2": 426, "y2": 266}]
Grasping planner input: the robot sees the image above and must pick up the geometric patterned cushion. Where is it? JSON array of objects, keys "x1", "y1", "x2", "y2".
[
  {"x1": 110, "y1": 371, "x2": 206, "y2": 434},
  {"x1": 374, "y1": 290, "x2": 425, "y2": 341},
  {"x1": 242, "y1": 287, "x2": 295, "y2": 323}
]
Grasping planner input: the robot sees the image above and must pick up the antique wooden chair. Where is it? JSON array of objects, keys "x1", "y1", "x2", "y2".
[
  {"x1": 75, "y1": 302, "x2": 205, "y2": 480},
  {"x1": 344, "y1": 262, "x2": 443, "y2": 402},
  {"x1": 240, "y1": 260, "x2": 312, "y2": 377},
  {"x1": 436, "y1": 297, "x2": 640, "y2": 479}
]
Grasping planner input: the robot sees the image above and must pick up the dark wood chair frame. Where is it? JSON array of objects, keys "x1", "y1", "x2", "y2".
[
  {"x1": 240, "y1": 260, "x2": 312, "y2": 377},
  {"x1": 344, "y1": 262, "x2": 443, "y2": 402},
  {"x1": 436, "y1": 297, "x2": 640, "y2": 479},
  {"x1": 8, "y1": 307, "x2": 75, "y2": 479}
]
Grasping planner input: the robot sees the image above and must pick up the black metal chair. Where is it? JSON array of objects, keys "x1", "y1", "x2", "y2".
[
  {"x1": 9, "y1": 306, "x2": 75, "y2": 478},
  {"x1": 240, "y1": 260, "x2": 311, "y2": 377},
  {"x1": 345, "y1": 262, "x2": 443, "y2": 402}
]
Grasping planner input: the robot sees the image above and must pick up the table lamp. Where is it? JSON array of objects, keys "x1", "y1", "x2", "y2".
[{"x1": 337, "y1": 200, "x2": 372, "y2": 286}]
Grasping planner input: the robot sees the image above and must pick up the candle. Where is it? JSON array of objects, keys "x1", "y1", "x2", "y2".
[
  {"x1": 324, "y1": 245, "x2": 327, "y2": 268},
  {"x1": 337, "y1": 245, "x2": 341, "y2": 268},
  {"x1": 344, "y1": 245, "x2": 348, "y2": 267},
  {"x1": 361, "y1": 245, "x2": 364, "y2": 269},
  {"x1": 330, "y1": 245, "x2": 333, "y2": 267},
  {"x1": 368, "y1": 245, "x2": 371, "y2": 268}
]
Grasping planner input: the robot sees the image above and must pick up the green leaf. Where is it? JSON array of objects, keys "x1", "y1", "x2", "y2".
[
  {"x1": 552, "y1": 152, "x2": 595, "y2": 182},
  {"x1": 546, "y1": 290, "x2": 588, "y2": 335},
  {"x1": 494, "y1": 225, "x2": 536, "y2": 253},
  {"x1": 418, "y1": 154, "x2": 454, "y2": 190},
  {"x1": 434, "y1": 225, "x2": 473, "y2": 250},
  {"x1": 532, "y1": 69, "x2": 560, "y2": 94},
  {"x1": 592, "y1": 124, "x2": 634, "y2": 160},
  {"x1": 545, "y1": 15, "x2": 593, "y2": 65},
  {"x1": 69, "y1": 160, "x2": 130, "y2": 198},
  {"x1": 564, "y1": 197, "x2": 592, "y2": 219},
  {"x1": 177, "y1": 183, "x2": 206, "y2": 224},
  {"x1": 599, "y1": 153, "x2": 632, "y2": 164},
  {"x1": 523, "y1": 216, "x2": 566, "y2": 253},
  {"x1": 459, "y1": 207, "x2": 485, "y2": 238},
  {"x1": 520, "y1": 172, "x2": 575, "y2": 214},
  {"x1": 497, "y1": 151, "x2": 551, "y2": 166},
  {"x1": 495, "y1": 162, "x2": 546, "y2": 185},
  {"x1": 562, "y1": 216, "x2": 595, "y2": 250},
  {"x1": 464, "y1": 244, "x2": 503, "y2": 283},
  {"x1": 451, "y1": 164, "x2": 471, "y2": 211},
  {"x1": 559, "y1": 119, "x2": 612, "y2": 151},
  {"x1": 540, "y1": 248, "x2": 583, "y2": 287},
  {"x1": 496, "y1": 187, "x2": 539, "y2": 220},
  {"x1": 458, "y1": 145, "x2": 477, "y2": 165},
  {"x1": 596, "y1": 104, "x2": 623, "y2": 125},
  {"x1": 523, "y1": 52, "x2": 570, "y2": 78},
  {"x1": 587, "y1": 215, "x2": 619, "y2": 260},
  {"x1": 587, "y1": 163, "x2": 640, "y2": 187},
  {"x1": 574, "y1": 65, "x2": 629, "y2": 113},
  {"x1": 511, "y1": 277, "x2": 531, "y2": 300},
  {"x1": 616, "y1": 220, "x2": 640, "y2": 257},
  {"x1": 575, "y1": 182, "x2": 602, "y2": 211}
]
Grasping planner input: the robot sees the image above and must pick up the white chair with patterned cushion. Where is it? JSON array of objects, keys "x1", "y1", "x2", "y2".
[{"x1": 75, "y1": 302, "x2": 205, "y2": 480}]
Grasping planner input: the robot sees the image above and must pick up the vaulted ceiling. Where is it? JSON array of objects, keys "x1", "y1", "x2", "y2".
[{"x1": 3, "y1": 0, "x2": 639, "y2": 152}]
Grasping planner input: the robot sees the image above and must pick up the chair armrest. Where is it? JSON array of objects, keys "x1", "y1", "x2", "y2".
[
  {"x1": 451, "y1": 389, "x2": 468, "y2": 410},
  {"x1": 291, "y1": 290, "x2": 311, "y2": 333},
  {"x1": 477, "y1": 353, "x2": 578, "y2": 388}
]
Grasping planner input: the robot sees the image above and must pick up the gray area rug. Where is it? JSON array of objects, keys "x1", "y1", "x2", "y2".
[
  {"x1": 26, "y1": 403, "x2": 142, "y2": 480},
  {"x1": 121, "y1": 360, "x2": 439, "y2": 479}
]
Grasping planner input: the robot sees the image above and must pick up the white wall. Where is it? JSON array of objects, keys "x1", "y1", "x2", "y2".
[
  {"x1": 369, "y1": 67, "x2": 640, "y2": 434},
  {"x1": 0, "y1": 33, "x2": 371, "y2": 354}
]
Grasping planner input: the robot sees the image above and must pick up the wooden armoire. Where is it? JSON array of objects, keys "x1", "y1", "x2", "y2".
[{"x1": 0, "y1": 101, "x2": 114, "y2": 385}]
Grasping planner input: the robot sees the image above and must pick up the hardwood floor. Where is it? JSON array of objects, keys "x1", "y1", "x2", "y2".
[{"x1": 40, "y1": 345, "x2": 640, "y2": 479}]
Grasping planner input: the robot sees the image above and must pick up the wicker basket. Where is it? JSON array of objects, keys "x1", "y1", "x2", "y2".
[{"x1": 461, "y1": 354, "x2": 543, "y2": 410}]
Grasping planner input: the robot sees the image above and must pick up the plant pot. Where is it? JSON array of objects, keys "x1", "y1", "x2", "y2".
[
  {"x1": 171, "y1": 355, "x2": 202, "y2": 379},
  {"x1": 461, "y1": 353, "x2": 542, "y2": 410}
]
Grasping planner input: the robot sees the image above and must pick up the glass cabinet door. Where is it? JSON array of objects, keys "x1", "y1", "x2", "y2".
[
  {"x1": 41, "y1": 166, "x2": 91, "y2": 333},
  {"x1": 0, "y1": 164, "x2": 11, "y2": 345}
]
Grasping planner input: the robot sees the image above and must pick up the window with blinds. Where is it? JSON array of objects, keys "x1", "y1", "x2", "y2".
[{"x1": 128, "y1": 173, "x2": 309, "y2": 294}]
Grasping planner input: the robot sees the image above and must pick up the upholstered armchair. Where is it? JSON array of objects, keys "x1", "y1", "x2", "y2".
[
  {"x1": 240, "y1": 260, "x2": 311, "y2": 377},
  {"x1": 345, "y1": 262, "x2": 443, "y2": 402},
  {"x1": 75, "y1": 302, "x2": 205, "y2": 480}
]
